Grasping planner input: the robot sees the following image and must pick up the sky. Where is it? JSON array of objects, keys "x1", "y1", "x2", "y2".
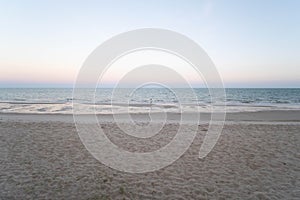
[{"x1": 0, "y1": 0, "x2": 299, "y2": 88}]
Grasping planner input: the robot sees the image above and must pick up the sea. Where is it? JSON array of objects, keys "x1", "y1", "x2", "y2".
[{"x1": 0, "y1": 88, "x2": 299, "y2": 114}]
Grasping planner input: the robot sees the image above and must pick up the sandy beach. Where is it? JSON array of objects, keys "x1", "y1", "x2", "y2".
[
  {"x1": 0, "y1": 111, "x2": 299, "y2": 199},
  {"x1": 1, "y1": 0, "x2": 300, "y2": 199}
]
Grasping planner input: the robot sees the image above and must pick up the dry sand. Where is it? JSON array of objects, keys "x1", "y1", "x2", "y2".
[{"x1": 0, "y1": 111, "x2": 300, "y2": 199}]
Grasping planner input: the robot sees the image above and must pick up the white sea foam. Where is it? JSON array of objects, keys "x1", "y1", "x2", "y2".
[{"x1": 0, "y1": 102, "x2": 299, "y2": 114}]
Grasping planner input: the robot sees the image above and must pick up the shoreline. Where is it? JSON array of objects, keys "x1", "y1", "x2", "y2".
[{"x1": 1, "y1": 110, "x2": 300, "y2": 123}]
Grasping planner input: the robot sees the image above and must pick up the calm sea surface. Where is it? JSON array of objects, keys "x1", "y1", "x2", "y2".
[{"x1": 0, "y1": 88, "x2": 299, "y2": 114}]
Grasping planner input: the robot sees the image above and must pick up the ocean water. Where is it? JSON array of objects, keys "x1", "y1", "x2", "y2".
[{"x1": 0, "y1": 88, "x2": 299, "y2": 114}]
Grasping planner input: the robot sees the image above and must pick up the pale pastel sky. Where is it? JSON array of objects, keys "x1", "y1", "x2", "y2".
[{"x1": 0, "y1": 0, "x2": 299, "y2": 87}]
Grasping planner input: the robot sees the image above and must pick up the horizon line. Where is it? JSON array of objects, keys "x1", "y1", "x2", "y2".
[{"x1": 0, "y1": 87, "x2": 299, "y2": 89}]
